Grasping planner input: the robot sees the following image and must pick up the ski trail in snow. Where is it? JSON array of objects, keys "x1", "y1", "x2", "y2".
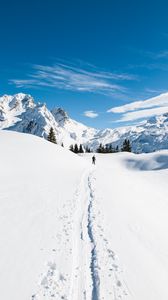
[
  {"x1": 69, "y1": 168, "x2": 101, "y2": 300},
  {"x1": 87, "y1": 174, "x2": 100, "y2": 300},
  {"x1": 87, "y1": 171, "x2": 129, "y2": 300},
  {"x1": 32, "y1": 168, "x2": 129, "y2": 300},
  {"x1": 69, "y1": 168, "x2": 129, "y2": 300},
  {"x1": 69, "y1": 170, "x2": 92, "y2": 300}
]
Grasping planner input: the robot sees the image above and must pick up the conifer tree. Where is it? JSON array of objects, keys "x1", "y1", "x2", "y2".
[
  {"x1": 121, "y1": 139, "x2": 131, "y2": 152},
  {"x1": 115, "y1": 145, "x2": 119, "y2": 152},
  {"x1": 47, "y1": 127, "x2": 57, "y2": 144},
  {"x1": 61, "y1": 142, "x2": 64, "y2": 147},
  {"x1": 97, "y1": 144, "x2": 101, "y2": 153},
  {"x1": 79, "y1": 144, "x2": 84, "y2": 153},
  {"x1": 85, "y1": 146, "x2": 91, "y2": 153},
  {"x1": 97, "y1": 143, "x2": 104, "y2": 153},
  {"x1": 74, "y1": 144, "x2": 79, "y2": 153},
  {"x1": 105, "y1": 144, "x2": 109, "y2": 153},
  {"x1": 126, "y1": 139, "x2": 131, "y2": 152},
  {"x1": 69, "y1": 144, "x2": 74, "y2": 152}
]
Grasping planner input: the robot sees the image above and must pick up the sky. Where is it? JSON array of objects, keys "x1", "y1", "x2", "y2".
[{"x1": 2, "y1": 0, "x2": 168, "y2": 128}]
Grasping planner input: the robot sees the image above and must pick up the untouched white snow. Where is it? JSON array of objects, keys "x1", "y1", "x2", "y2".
[
  {"x1": 0, "y1": 131, "x2": 88, "y2": 300},
  {"x1": 1, "y1": 130, "x2": 168, "y2": 299}
]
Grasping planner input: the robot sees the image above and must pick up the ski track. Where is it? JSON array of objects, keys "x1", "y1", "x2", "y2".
[
  {"x1": 87, "y1": 174, "x2": 100, "y2": 300},
  {"x1": 32, "y1": 168, "x2": 129, "y2": 300},
  {"x1": 87, "y1": 171, "x2": 129, "y2": 300}
]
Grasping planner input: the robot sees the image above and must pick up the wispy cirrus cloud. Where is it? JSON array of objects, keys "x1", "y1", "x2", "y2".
[
  {"x1": 145, "y1": 88, "x2": 167, "y2": 94},
  {"x1": 108, "y1": 92, "x2": 168, "y2": 122},
  {"x1": 126, "y1": 47, "x2": 168, "y2": 72},
  {"x1": 129, "y1": 47, "x2": 168, "y2": 60},
  {"x1": 83, "y1": 110, "x2": 99, "y2": 118},
  {"x1": 10, "y1": 62, "x2": 137, "y2": 95},
  {"x1": 155, "y1": 50, "x2": 168, "y2": 59},
  {"x1": 143, "y1": 50, "x2": 168, "y2": 60}
]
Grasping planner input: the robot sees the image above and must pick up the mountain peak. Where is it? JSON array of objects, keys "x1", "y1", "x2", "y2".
[
  {"x1": 51, "y1": 107, "x2": 69, "y2": 126},
  {"x1": 9, "y1": 93, "x2": 35, "y2": 110}
]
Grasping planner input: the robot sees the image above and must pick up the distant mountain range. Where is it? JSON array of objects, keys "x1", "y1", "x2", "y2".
[{"x1": 0, "y1": 93, "x2": 168, "y2": 153}]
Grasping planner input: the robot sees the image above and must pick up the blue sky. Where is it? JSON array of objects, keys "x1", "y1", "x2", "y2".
[{"x1": 2, "y1": 0, "x2": 168, "y2": 128}]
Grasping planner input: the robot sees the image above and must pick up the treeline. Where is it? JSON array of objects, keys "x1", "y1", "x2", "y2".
[
  {"x1": 69, "y1": 144, "x2": 91, "y2": 153},
  {"x1": 47, "y1": 127, "x2": 132, "y2": 153},
  {"x1": 97, "y1": 139, "x2": 131, "y2": 153},
  {"x1": 70, "y1": 139, "x2": 131, "y2": 154},
  {"x1": 97, "y1": 144, "x2": 119, "y2": 153}
]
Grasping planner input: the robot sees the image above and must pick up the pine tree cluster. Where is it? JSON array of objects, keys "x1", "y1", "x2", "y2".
[
  {"x1": 121, "y1": 139, "x2": 131, "y2": 152},
  {"x1": 96, "y1": 139, "x2": 131, "y2": 153},
  {"x1": 69, "y1": 143, "x2": 86, "y2": 153},
  {"x1": 85, "y1": 146, "x2": 91, "y2": 153},
  {"x1": 97, "y1": 143, "x2": 119, "y2": 153}
]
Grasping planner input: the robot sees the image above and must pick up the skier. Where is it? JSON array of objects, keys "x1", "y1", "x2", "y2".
[{"x1": 92, "y1": 155, "x2": 96, "y2": 165}]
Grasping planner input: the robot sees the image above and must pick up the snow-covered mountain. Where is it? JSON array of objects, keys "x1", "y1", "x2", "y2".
[
  {"x1": 0, "y1": 93, "x2": 97, "y2": 146},
  {"x1": 1, "y1": 93, "x2": 168, "y2": 153},
  {"x1": 104, "y1": 114, "x2": 168, "y2": 153}
]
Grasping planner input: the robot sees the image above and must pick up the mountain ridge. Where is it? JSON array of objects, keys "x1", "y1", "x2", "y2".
[{"x1": 0, "y1": 92, "x2": 168, "y2": 153}]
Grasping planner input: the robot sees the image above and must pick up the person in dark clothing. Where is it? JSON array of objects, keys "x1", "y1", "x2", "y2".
[{"x1": 92, "y1": 155, "x2": 96, "y2": 165}]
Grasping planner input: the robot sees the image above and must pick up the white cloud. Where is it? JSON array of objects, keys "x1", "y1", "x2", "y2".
[
  {"x1": 83, "y1": 110, "x2": 99, "y2": 118},
  {"x1": 108, "y1": 92, "x2": 168, "y2": 113},
  {"x1": 117, "y1": 106, "x2": 168, "y2": 122},
  {"x1": 108, "y1": 92, "x2": 168, "y2": 123},
  {"x1": 10, "y1": 62, "x2": 137, "y2": 95},
  {"x1": 145, "y1": 88, "x2": 167, "y2": 94}
]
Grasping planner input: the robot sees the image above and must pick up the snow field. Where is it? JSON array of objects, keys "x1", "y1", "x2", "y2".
[
  {"x1": 87, "y1": 152, "x2": 168, "y2": 299},
  {"x1": 0, "y1": 131, "x2": 88, "y2": 299},
  {"x1": 1, "y1": 131, "x2": 168, "y2": 299}
]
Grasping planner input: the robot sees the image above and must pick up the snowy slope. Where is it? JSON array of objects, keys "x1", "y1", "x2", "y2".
[
  {"x1": 0, "y1": 130, "x2": 88, "y2": 300},
  {"x1": 1, "y1": 130, "x2": 168, "y2": 299},
  {"x1": 82, "y1": 152, "x2": 168, "y2": 299}
]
